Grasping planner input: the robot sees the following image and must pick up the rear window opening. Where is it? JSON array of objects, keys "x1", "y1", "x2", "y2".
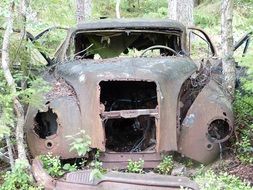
[
  {"x1": 99, "y1": 81, "x2": 158, "y2": 111},
  {"x1": 105, "y1": 116, "x2": 156, "y2": 152}
]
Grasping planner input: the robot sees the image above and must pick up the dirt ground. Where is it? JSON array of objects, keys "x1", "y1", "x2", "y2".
[
  {"x1": 209, "y1": 152, "x2": 253, "y2": 185},
  {"x1": 228, "y1": 160, "x2": 253, "y2": 184}
]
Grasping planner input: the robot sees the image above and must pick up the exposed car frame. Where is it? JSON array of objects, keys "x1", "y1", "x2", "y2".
[{"x1": 24, "y1": 19, "x2": 239, "y2": 189}]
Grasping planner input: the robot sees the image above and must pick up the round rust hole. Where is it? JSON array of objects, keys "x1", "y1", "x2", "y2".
[
  {"x1": 45, "y1": 140, "x2": 53, "y2": 149},
  {"x1": 206, "y1": 143, "x2": 213, "y2": 150}
]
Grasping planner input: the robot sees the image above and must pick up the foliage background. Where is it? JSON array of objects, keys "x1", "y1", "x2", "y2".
[{"x1": 0, "y1": 0, "x2": 252, "y2": 188}]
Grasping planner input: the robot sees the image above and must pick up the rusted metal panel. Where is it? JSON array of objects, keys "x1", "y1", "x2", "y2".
[
  {"x1": 32, "y1": 158, "x2": 200, "y2": 190},
  {"x1": 25, "y1": 96, "x2": 82, "y2": 159},
  {"x1": 100, "y1": 152, "x2": 161, "y2": 169},
  {"x1": 57, "y1": 57, "x2": 197, "y2": 153},
  {"x1": 76, "y1": 19, "x2": 186, "y2": 33},
  {"x1": 101, "y1": 109, "x2": 159, "y2": 119},
  {"x1": 178, "y1": 80, "x2": 233, "y2": 164}
]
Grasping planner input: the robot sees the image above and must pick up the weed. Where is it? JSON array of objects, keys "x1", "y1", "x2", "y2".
[
  {"x1": 62, "y1": 163, "x2": 78, "y2": 172},
  {"x1": 40, "y1": 154, "x2": 64, "y2": 177},
  {"x1": 126, "y1": 159, "x2": 144, "y2": 174},
  {"x1": 88, "y1": 151, "x2": 106, "y2": 180},
  {"x1": 40, "y1": 154, "x2": 77, "y2": 178},
  {"x1": 66, "y1": 130, "x2": 91, "y2": 157},
  {"x1": 156, "y1": 155, "x2": 174, "y2": 175}
]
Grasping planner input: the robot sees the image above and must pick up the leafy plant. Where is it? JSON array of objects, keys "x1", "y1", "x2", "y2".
[
  {"x1": 62, "y1": 163, "x2": 78, "y2": 172},
  {"x1": 0, "y1": 159, "x2": 40, "y2": 190},
  {"x1": 40, "y1": 154, "x2": 77, "y2": 178},
  {"x1": 126, "y1": 159, "x2": 144, "y2": 174},
  {"x1": 40, "y1": 154, "x2": 64, "y2": 177},
  {"x1": 156, "y1": 155, "x2": 174, "y2": 175},
  {"x1": 66, "y1": 130, "x2": 91, "y2": 157},
  {"x1": 89, "y1": 151, "x2": 106, "y2": 180}
]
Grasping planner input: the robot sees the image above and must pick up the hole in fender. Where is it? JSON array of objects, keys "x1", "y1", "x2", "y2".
[
  {"x1": 207, "y1": 119, "x2": 232, "y2": 143},
  {"x1": 34, "y1": 108, "x2": 58, "y2": 139}
]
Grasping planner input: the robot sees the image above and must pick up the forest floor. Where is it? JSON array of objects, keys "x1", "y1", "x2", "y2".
[{"x1": 210, "y1": 153, "x2": 253, "y2": 184}]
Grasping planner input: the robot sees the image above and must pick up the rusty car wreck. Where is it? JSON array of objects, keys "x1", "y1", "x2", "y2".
[{"x1": 24, "y1": 19, "x2": 234, "y2": 189}]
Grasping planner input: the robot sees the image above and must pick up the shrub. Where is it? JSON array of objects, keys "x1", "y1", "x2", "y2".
[{"x1": 0, "y1": 160, "x2": 40, "y2": 190}]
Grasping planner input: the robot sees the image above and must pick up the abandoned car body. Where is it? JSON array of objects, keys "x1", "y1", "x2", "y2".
[{"x1": 25, "y1": 19, "x2": 234, "y2": 189}]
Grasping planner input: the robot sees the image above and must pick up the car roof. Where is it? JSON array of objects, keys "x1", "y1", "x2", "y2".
[{"x1": 75, "y1": 18, "x2": 186, "y2": 33}]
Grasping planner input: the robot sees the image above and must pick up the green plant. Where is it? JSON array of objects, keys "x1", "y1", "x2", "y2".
[
  {"x1": 235, "y1": 124, "x2": 253, "y2": 164},
  {"x1": 233, "y1": 53, "x2": 253, "y2": 164},
  {"x1": 40, "y1": 154, "x2": 64, "y2": 177},
  {"x1": 194, "y1": 1, "x2": 220, "y2": 28},
  {"x1": 89, "y1": 151, "x2": 106, "y2": 180},
  {"x1": 0, "y1": 160, "x2": 40, "y2": 190},
  {"x1": 66, "y1": 130, "x2": 91, "y2": 157},
  {"x1": 183, "y1": 158, "x2": 194, "y2": 168},
  {"x1": 62, "y1": 163, "x2": 78, "y2": 172},
  {"x1": 156, "y1": 155, "x2": 174, "y2": 175},
  {"x1": 194, "y1": 169, "x2": 252, "y2": 190},
  {"x1": 126, "y1": 159, "x2": 144, "y2": 174},
  {"x1": 40, "y1": 154, "x2": 77, "y2": 178}
]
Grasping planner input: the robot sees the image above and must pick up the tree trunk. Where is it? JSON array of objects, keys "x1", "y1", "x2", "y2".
[
  {"x1": 168, "y1": 0, "x2": 194, "y2": 27},
  {"x1": 221, "y1": 0, "x2": 235, "y2": 97},
  {"x1": 2, "y1": 0, "x2": 29, "y2": 165},
  {"x1": 19, "y1": 0, "x2": 28, "y2": 90},
  {"x1": 14, "y1": 98, "x2": 27, "y2": 163},
  {"x1": 6, "y1": 136, "x2": 14, "y2": 169},
  {"x1": 116, "y1": 0, "x2": 121, "y2": 18},
  {"x1": 2, "y1": 2, "x2": 16, "y2": 93},
  {"x1": 76, "y1": 0, "x2": 92, "y2": 24},
  {"x1": 20, "y1": 0, "x2": 27, "y2": 38},
  {"x1": 168, "y1": 0, "x2": 177, "y2": 20}
]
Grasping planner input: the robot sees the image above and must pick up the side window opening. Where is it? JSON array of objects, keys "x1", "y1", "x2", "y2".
[
  {"x1": 188, "y1": 28, "x2": 216, "y2": 61},
  {"x1": 189, "y1": 31, "x2": 212, "y2": 60}
]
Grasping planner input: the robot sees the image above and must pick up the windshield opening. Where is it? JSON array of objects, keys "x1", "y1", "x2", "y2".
[{"x1": 67, "y1": 30, "x2": 182, "y2": 60}]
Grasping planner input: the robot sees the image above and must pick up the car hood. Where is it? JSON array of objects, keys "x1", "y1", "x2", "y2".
[
  {"x1": 56, "y1": 57, "x2": 197, "y2": 82},
  {"x1": 55, "y1": 57, "x2": 197, "y2": 151}
]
